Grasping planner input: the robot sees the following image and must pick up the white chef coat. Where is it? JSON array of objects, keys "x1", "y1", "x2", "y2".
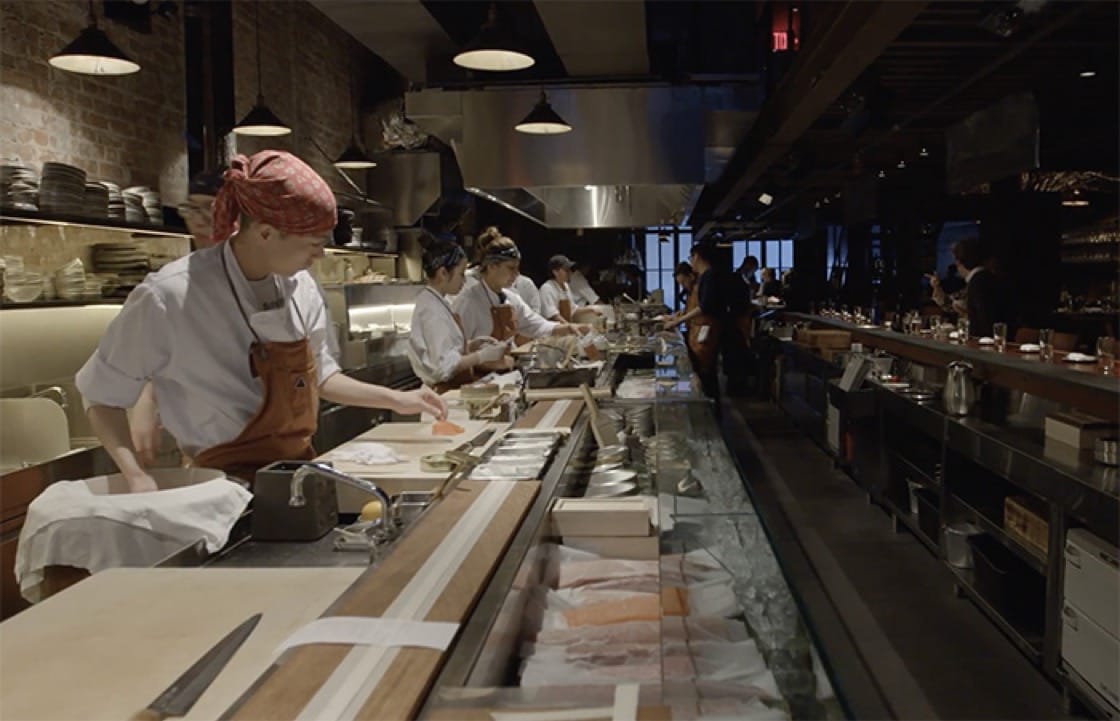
[
  {"x1": 408, "y1": 286, "x2": 465, "y2": 386},
  {"x1": 452, "y1": 278, "x2": 558, "y2": 341},
  {"x1": 75, "y1": 242, "x2": 340, "y2": 457},
  {"x1": 513, "y1": 274, "x2": 542, "y2": 314},
  {"x1": 539, "y1": 279, "x2": 575, "y2": 319},
  {"x1": 569, "y1": 270, "x2": 600, "y2": 306}
]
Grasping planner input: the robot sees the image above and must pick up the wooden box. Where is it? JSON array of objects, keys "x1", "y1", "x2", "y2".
[
  {"x1": 550, "y1": 497, "x2": 655, "y2": 537},
  {"x1": 1005, "y1": 495, "x2": 1048, "y2": 559},
  {"x1": 1044, "y1": 411, "x2": 1117, "y2": 450}
]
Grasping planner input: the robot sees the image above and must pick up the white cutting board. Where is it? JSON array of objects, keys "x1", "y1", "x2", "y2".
[{"x1": 0, "y1": 567, "x2": 362, "y2": 721}]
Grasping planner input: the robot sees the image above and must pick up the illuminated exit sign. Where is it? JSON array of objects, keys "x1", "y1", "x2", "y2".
[{"x1": 771, "y1": 4, "x2": 801, "y2": 52}]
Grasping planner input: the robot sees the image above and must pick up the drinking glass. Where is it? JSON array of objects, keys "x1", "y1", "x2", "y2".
[
  {"x1": 910, "y1": 314, "x2": 923, "y2": 336},
  {"x1": 993, "y1": 322, "x2": 1007, "y2": 352},
  {"x1": 1098, "y1": 336, "x2": 1115, "y2": 375},
  {"x1": 956, "y1": 318, "x2": 970, "y2": 342},
  {"x1": 1039, "y1": 328, "x2": 1054, "y2": 362}
]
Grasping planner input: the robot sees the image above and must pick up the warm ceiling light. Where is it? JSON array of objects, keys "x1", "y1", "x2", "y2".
[
  {"x1": 453, "y1": 3, "x2": 535, "y2": 72},
  {"x1": 515, "y1": 91, "x2": 572, "y2": 135},
  {"x1": 897, "y1": 159, "x2": 907, "y2": 169},
  {"x1": 758, "y1": 192, "x2": 774, "y2": 206},
  {"x1": 1062, "y1": 189, "x2": 1090, "y2": 207},
  {"x1": 919, "y1": 146, "x2": 930, "y2": 158},
  {"x1": 1079, "y1": 53, "x2": 1097, "y2": 78},
  {"x1": 334, "y1": 141, "x2": 377, "y2": 169},
  {"x1": 878, "y1": 169, "x2": 886, "y2": 179},
  {"x1": 234, "y1": 2, "x2": 290, "y2": 136},
  {"x1": 334, "y1": 49, "x2": 376, "y2": 169},
  {"x1": 49, "y1": 0, "x2": 140, "y2": 76}
]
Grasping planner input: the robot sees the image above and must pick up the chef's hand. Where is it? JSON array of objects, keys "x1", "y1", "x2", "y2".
[
  {"x1": 129, "y1": 387, "x2": 161, "y2": 467},
  {"x1": 395, "y1": 386, "x2": 447, "y2": 420},
  {"x1": 926, "y1": 273, "x2": 941, "y2": 291},
  {"x1": 468, "y1": 336, "x2": 499, "y2": 352},
  {"x1": 474, "y1": 341, "x2": 508, "y2": 365},
  {"x1": 125, "y1": 470, "x2": 159, "y2": 493}
]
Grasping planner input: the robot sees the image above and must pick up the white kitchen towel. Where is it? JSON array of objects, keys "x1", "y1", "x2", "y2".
[
  {"x1": 15, "y1": 478, "x2": 251, "y2": 602},
  {"x1": 322, "y1": 441, "x2": 405, "y2": 466}
]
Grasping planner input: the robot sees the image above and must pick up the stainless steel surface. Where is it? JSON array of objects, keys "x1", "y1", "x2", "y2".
[
  {"x1": 407, "y1": 86, "x2": 754, "y2": 228},
  {"x1": 584, "y1": 481, "x2": 638, "y2": 497},
  {"x1": 362, "y1": 151, "x2": 442, "y2": 226},
  {"x1": 943, "y1": 360, "x2": 978, "y2": 416},
  {"x1": 1094, "y1": 437, "x2": 1119, "y2": 466},
  {"x1": 290, "y1": 464, "x2": 394, "y2": 536},
  {"x1": 147, "y1": 613, "x2": 261, "y2": 717},
  {"x1": 588, "y1": 468, "x2": 638, "y2": 486}
]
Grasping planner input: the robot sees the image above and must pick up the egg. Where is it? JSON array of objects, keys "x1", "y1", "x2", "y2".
[{"x1": 359, "y1": 500, "x2": 383, "y2": 522}]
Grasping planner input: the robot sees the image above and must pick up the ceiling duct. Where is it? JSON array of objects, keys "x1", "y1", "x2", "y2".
[
  {"x1": 407, "y1": 85, "x2": 756, "y2": 228},
  {"x1": 364, "y1": 151, "x2": 442, "y2": 226}
]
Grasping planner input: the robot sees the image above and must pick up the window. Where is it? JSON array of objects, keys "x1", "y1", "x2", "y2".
[
  {"x1": 732, "y1": 239, "x2": 793, "y2": 275},
  {"x1": 643, "y1": 228, "x2": 692, "y2": 309}
]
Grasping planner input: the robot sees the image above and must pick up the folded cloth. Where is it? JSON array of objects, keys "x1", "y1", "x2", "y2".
[
  {"x1": 322, "y1": 441, "x2": 405, "y2": 466},
  {"x1": 15, "y1": 478, "x2": 251, "y2": 602}
]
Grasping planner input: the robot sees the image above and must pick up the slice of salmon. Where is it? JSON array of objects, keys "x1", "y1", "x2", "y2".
[{"x1": 433, "y1": 419, "x2": 465, "y2": 436}]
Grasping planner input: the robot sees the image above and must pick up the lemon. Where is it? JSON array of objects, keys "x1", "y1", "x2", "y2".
[{"x1": 359, "y1": 500, "x2": 383, "y2": 522}]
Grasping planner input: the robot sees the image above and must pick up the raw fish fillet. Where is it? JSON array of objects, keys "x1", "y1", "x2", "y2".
[{"x1": 433, "y1": 419, "x2": 465, "y2": 435}]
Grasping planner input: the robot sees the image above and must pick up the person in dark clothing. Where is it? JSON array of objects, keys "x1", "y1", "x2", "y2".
[
  {"x1": 759, "y1": 267, "x2": 783, "y2": 299},
  {"x1": 737, "y1": 255, "x2": 760, "y2": 297},
  {"x1": 952, "y1": 237, "x2": 1016, "y2": 338},
  {"x1": 664, "y1": 247, "x2": 725, "y2": 398}
]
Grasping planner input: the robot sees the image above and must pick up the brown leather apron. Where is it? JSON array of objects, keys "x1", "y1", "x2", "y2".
[
  {"x1": 558, "y1": 297, "x2": 573, "y2": 322},
  {"x1": 686, "y1": 277, "x2": 721, "y2": 375},
  {"x1": 192, "y1": 252, "x2": 319, "y2": 482}
]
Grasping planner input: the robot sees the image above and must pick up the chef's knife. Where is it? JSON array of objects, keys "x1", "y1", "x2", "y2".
[{"x1": 145, "y1": 613, "x2": 262, "y2": 718}]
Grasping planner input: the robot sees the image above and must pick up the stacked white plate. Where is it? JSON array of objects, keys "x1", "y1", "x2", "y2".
[
  {"x1": 92, "y1": 242, "x2": 148, "y2": 274},
  {"x1": 53, "y1": 258, "x2": 86, "y2": 300},
  {"x1": 0, "y1": 162, "x2": 39, "y2": 210},
  {"x1": 3, "y1": 269, "x2": 44, "y2": 303},
  {"x1": 83, "y1": 183, "x2": 110, "y2": 219},
  {"x1": 124, "y1": 185, "x2": 161, "y2": 224},
  {"x1": 121, "y1": 189, "x2": 145, "y2": 223},
  {"x1": 39, "y1": 162, "x2": 87, "y2": 215},
  {"x1": 102, "y1": 181, "x2": 125, "y2": 220}
]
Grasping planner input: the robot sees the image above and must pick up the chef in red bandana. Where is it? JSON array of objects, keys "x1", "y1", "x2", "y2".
[{"x1": 77, "y1": 151, "x2": 446, "y2": 492}]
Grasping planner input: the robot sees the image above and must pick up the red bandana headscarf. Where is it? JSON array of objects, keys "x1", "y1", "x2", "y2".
[{"x1": 212, "y1": 150, "x2": 337, "y2": 244}]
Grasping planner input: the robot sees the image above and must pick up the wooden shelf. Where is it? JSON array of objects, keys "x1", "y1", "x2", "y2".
[
  {"x1": 0, "y1": 208, "x2": 191, "y2": 238},
  {"x1": 0, "y1": 298, "x2": 126, "y2": 309},
  {"x1": 324, "y1": 245, "x2": 398, "y2": 259},
  {"x1": 949, "y1": 566, "x2": 1043, "y2": 663}
]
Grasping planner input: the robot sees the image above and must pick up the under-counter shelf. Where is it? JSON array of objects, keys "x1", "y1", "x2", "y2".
[
  {"x1": 950, "y1": 493, "x2": 1046, "y2": 575},
  {"x1": 0, "y1": 208, "x2": 190, "y2": 238},
  {"x1": 949, "y1": 566, "x2": 1044, "y2": 663}
]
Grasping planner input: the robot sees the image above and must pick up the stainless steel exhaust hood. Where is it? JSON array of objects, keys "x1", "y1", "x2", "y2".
[{"x1": 407, "y1": 86, "x2": 755, "y2": 228}]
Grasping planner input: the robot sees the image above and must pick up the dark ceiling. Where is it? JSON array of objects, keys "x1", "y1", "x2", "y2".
[{"x1": 699, "y1": 0, "x2": 1119, "y2": 235}]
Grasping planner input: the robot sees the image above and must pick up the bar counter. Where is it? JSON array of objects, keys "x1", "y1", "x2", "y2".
[{"x1": 783, "y1": 312, "x2": 1120, "y2": 422}]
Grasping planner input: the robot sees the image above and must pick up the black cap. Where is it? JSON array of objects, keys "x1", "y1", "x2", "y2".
[
  {"x1": 188, "y1": 168, "x2": 226, "y2": 197},
  {"x1": 549, "y1": 254, "x2": 574, "y2": 270}
]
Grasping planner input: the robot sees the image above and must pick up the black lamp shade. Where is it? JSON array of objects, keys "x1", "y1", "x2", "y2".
[
  {"x1": 49, "y1": 25, "x2": 140, "y2": 75},
  {"x1": 233, "y1": 100, "x2": 292, "y2": 137},
  {"x1": 515, "y1": 93, "x2": 572, "y2": 135},
  {"x1": 334, "y1": 139, "x2": 377, "y2": 169}
]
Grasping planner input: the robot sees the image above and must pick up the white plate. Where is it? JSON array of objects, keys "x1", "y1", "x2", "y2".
[
  {"x1": 1019, "y1": 344, "x2": 1041, "y2": 353},
  {"x1": 978, "y1": 337, "x2": 995, "y2": 345},
  {"x1": 1065, "y1": 354, "x2": 1097, "y2": 363}
]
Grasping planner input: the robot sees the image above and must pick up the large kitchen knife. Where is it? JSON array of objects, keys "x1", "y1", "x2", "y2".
[{"x1": 145, "y1": 613, "x2": 262, "y2": 718}]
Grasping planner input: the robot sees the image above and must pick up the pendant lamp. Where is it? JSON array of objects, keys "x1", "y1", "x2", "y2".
[
  {"x1": 49, "y1": 0, "x2": 140, "y2": 76},
  {"x1": 334, "y1": 50, "x2": 376, "y2": 169},
  {"x1": 515, "y1": 91, "x2": 571, "y2": 135},
  {"x1": 453, "y1": 3, "x2": 534, "y2": 72},
  {"x1": 234, "y1": 1, "x2": 291, "y2": 137}
]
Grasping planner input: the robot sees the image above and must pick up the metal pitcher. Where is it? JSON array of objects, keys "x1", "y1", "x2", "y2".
[{"x1": 943, "y1": 360, "x2": 977, "y2": 416}]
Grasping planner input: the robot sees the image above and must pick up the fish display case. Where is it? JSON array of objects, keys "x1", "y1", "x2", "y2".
[{"x1": 420, "y1": 358, "x2": 854, "y2": 721}]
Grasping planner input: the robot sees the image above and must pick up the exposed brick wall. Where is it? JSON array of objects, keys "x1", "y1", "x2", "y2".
[
  {"x1": 229, "y1": 0, "x2": 382, "y2": 197},
  {"x1": 0, "y1": 0, "x2": 188, "y2": 201}
]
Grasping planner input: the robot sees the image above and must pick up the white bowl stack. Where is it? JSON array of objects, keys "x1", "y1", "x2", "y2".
[
  {"x1": 53, "y1": 258, "x2": 87, "y2": 301},
  {"x1": 123, "y1": 186, "x2": 162, "y2": 225},
  {"x1": 102, "y1": 181, "x2": 125, "y2": 220}
]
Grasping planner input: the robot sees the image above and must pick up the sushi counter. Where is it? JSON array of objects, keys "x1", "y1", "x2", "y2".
[{"x1": 0, "y1": 348, "x2": 867, "y2": 721}]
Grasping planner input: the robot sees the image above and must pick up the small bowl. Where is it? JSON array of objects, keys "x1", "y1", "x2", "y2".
[{"x1": 589, "y1": 468, "x2": 637, "y2": 486}]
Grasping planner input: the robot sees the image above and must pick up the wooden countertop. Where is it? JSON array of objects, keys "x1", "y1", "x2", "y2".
[{"x1": 784, "y1": 312, "x2": 1120, "y2": 421}]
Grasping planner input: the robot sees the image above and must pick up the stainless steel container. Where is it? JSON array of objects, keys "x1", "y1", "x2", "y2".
[
  {"x1": 944, "y1": 522, "x2": 983, "y2": 568},
  {"x1": 253, "y1": 461, "x2": 339, "y2": 541}
]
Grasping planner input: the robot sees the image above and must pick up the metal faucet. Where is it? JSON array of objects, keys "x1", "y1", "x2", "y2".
[
  {"x1": 289, "y1": 463, "x2": 395, "y2": 527},
  {"x1": 30, "y1": 385, "x2": 68, "y2": 409}
]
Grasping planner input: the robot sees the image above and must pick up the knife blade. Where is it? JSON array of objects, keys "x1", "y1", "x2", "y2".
[{"x1": 146, "y1": 613, "x2": 262, "y2": 718}]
